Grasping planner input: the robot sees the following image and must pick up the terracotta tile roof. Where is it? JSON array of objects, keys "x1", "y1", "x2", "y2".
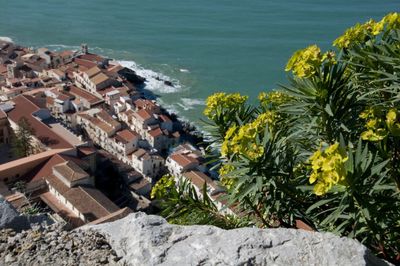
[
  {"x1": 46, "y1": 174, "x2": 119, "y2": 222},
  {"x1": 59, "y1": 50, "x2": 74, "y2": 58},
  {"x1": 132, "y1": 148, "x2": 147, "y2": 159},
  {"x1": 134, "y1": 99, "x2": 159, "y2": 111},
  {"x1": 78, "y1": 53, "x2": 105, "y2": 63},
  {"x1": 96, "y1": 110, "x2": 120, "y2": 128},
  {"x1": 56, "y1": 93, "x2": 71, "y2": 102},
  {"x1": 134, "y1": 109, "x2": 153, "y2": 121},
  {"x1": 68, "y1": 85, "x2": 103, "y2": 105},
  {"x1": 52, "y1": 161, "x2": 89, "y2": 183},
  {"x1": 78, "y1": 112, "x2": 115, "y2": 135},
  {"x1": 170, "y1": 153, "x2": 199, "y2": 168},
  {"x1": 77, "y1": 146, "x2": 97, "y2": 156},
  {"x1": 46, "y1": 173, "x2": 70, "y2": 195},
  {"x1": 26, "y1": 154, "x2": 67, "y2": 183},
  {"x1": 84, "y1": 66, "x2": 101, "y2": 78},
  {"x1": 73, "y1": 58, "x2": 97, "y2": 70},
  {"x1": 158, "y1": 114, "x2": 172, "y2": 123},
  {"x1": 183, "y1": 171, "x2": 218, "y2": 190},
  {"x1": 107, "y1": 64, "x2": 124, "y2": 73},
  {"x1": 50, "y1": 69, "x2": 65, "y2": 77},
  {"x1": 148, "y1": 127, "x2": 163, "y2": 138},
  {"x1": 91, "y1": 73, "x2": 109, "y2": 86},
  {"x1": 7, "y1": 95, "x2": 74, "y2": 149},
  {"x1": 116, "y1": 129, "x2": 139, "y2": 143}
]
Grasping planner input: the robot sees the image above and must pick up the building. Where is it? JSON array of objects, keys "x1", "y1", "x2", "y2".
[
  {"x1": 74, "y1": 66, "x2": 118, "y2": 95},
  {"x1": 131, "y1": 148, "x2": 164, "y2": 180},
  {"x1": 7, "y1": 95, "x2": 78, "y2": 150},
  {"x1": 45, "y1": 162, "x2": 119, "y2": 224},
  {"x1": 113, "y1": 129, "x2": 140, "y2": 156}
]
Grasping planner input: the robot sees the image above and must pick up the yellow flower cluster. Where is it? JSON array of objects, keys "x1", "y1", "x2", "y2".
[
  {"x1": 204, "y1": 92, "x2": 248, "y2": 120},
  {"x1": 219, "y1": 163, "x2": 235, "y2": 176},
  {"x1": 309, "y1": 143, "x2": 348, "y2": 196},
  {"x1": 150, "y1": 174, "x2": 176, "y2": 199},
  {"x1": 258, "y1": 91, "x2": 293, "y2": 107},
  {"x1": 333, "y1": 13, "x2": 400, "y2": 49},
  {"x1": 285, "y1": 45, "x2": 336, "y2": 78},
  {"x1": 386, "y1": 108, "x2": 400, "y2": 136},
  {"x1": 382, "y1": 12, "x2": 400, "y2": 30},
  {"x1": 360, "y1": 107, "x2": 400, "y2": 141},
  {"x1": 285, "y1": 45, "x2": 321, "y2": 78},
  {"x1": 221, "y1": 111, "x2": 278, "y2": 160},
  {"x1": 219, "y1": 164, "x2": 237, "y2": 189}
]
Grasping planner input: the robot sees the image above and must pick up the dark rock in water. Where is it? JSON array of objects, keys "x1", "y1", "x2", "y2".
[
  {"x1": 117, "y1": 67, "x2": 146, "y2": 85},
  {"x1": 164, "y1": 80, "x2": 173, "y2": 87}
]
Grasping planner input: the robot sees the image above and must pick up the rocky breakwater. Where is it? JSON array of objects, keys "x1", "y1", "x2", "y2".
[{"x1": 89, "y1": 212, "x2": 391, "y2": 266}]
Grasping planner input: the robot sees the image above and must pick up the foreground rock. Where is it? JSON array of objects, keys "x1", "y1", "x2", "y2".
[
  {"x1": 0, "y1": 225, "x2": 122, "y2": 265},
  {"x1": 90, "y1": 212, "x2": 389, "y2": 266},
  {"x1": 0, "y1": 196, "x2": 51, "y2": 232}
]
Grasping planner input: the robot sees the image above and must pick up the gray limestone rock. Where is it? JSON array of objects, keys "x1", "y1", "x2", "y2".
[
  {"x1": 0, "y1": 196, "x2": 53, "y2": 232},
  {"x1": 89, "y1": 212, "x2": 390, "y2": 266}
]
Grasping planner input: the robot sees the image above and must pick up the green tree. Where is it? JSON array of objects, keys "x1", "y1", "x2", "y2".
[{"x1": 12, "y1": 117, "x2": 35, "y2": 157}]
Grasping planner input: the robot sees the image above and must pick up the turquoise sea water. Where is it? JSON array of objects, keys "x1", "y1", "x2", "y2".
[{"x1": 0, "y1": 1, "x2": 398, "y2": 123}]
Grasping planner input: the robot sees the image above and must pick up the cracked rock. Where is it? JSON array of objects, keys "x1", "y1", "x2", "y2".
[{"x1": 88, "y1": 212, "x2": 390, "y2": 266}]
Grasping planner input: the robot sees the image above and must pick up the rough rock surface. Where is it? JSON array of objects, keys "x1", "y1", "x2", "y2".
[
  {"x1": 0, "y1": 225, "x2": 123, "y2": 265},
  {"x1": 0, "y1": 196, "x2": 52, "y2": 232},
  {"x1": 90, "y1": 212, "x2": 389, "y2": 266}
]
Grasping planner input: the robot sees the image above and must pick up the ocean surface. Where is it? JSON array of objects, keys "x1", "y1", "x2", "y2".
[{"x1": 0, "y1": 1, "x2": 398, "y2": 124}]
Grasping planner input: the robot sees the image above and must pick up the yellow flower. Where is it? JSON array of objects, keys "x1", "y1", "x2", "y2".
[
  {"x1": 386, "y1": 108, "x2": 400, "y2": 136},
  {"x1": 219, "y1": 164, "x2": 235, "y2": 176},
  {"x1": 259, "y1": 91, "x2": 293, "y2": 107},
  {"x1": 308, "y1": 143, "x2": 348, "y2": 196},
  {"x1": 360, "y1": 107, "x2": 389, "y2": 141},
  {"x1": 363, "y1": 19, "x2": 384, "y2": 36},
  {"x1": 285, "y1": 45, "x2": 322, "y2": 78},
  {"x1": 221, "y1": 111, "x2": 278, "y2": 160},
  {"x1": 382, "y1": 12, "x2": 400, "y2": 30},
  {"x1": 204, "y1": 92, "x2": 248, "y2": 120},
  {"x1": 333, "y1": 23, "x2": 366, "y2": 49}
]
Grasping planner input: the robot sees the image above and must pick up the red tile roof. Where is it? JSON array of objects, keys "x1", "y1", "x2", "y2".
[
  {"x1": 148, "y1": 127, "x2": 163, "y2": 138},
  {"x1": 68, "y1": 85, "x2": 103, "y2": 105},
  {"x1": 183, "y1": 171, "x2": 218, "y2": 190},
  {"x1": 170, "y1": 153, "x2": 199, "y2": 168},
  {"x1": 135, "y1": 109, "x2": 153, "y2": 121},
  {"x1": 8, "y1": 95, "x2": 74, "y2": 149},
  {"x1": 116, "y1": 129, "x2": 139, "y2": 143}
]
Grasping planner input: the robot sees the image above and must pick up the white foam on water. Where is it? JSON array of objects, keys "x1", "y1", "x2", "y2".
[
  {"x1": 180, "y1": 68, "x2": 190, "y2": 73},
  {"x1": 46, "y1": 44, "x2": 79, "y2": 49},
  {"x1": 0, "y1": 36, "x2": 13, "y2": 43},
  {"x1": 118, "y1": 60, "x2": 182, "y2": 94},
  {"x1": 177, "y1": 98, "x2": 205, "y2": 111}
]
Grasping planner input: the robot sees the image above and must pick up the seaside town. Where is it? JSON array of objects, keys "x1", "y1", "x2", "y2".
[{"x1": 0, "y1": 40, "x2": 228, "y2": 228}]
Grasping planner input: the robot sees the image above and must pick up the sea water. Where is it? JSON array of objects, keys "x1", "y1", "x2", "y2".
[{"x1": 0, "y1": 0, "x2": 398, "y2": 124}]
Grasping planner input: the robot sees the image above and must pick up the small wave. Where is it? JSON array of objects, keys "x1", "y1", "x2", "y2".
[
  {"x1": 0, "y1": 36, "x2": 13, "y2": 43},
  {"x1": 45, "y1": 44, "x2": 80, "y2": 49},
  {"x1": 181, "y1": 98, "x2": 204, "y2": 106},
  {"x1": 180, "y1": 68, "x2": 190, "y2": 73},
  {"x1": 118, "y1": 60, "x2": 181, "y2": 94},
  {"x1": 177, "y1": 98, "x2": 205, "y2": 111}
]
